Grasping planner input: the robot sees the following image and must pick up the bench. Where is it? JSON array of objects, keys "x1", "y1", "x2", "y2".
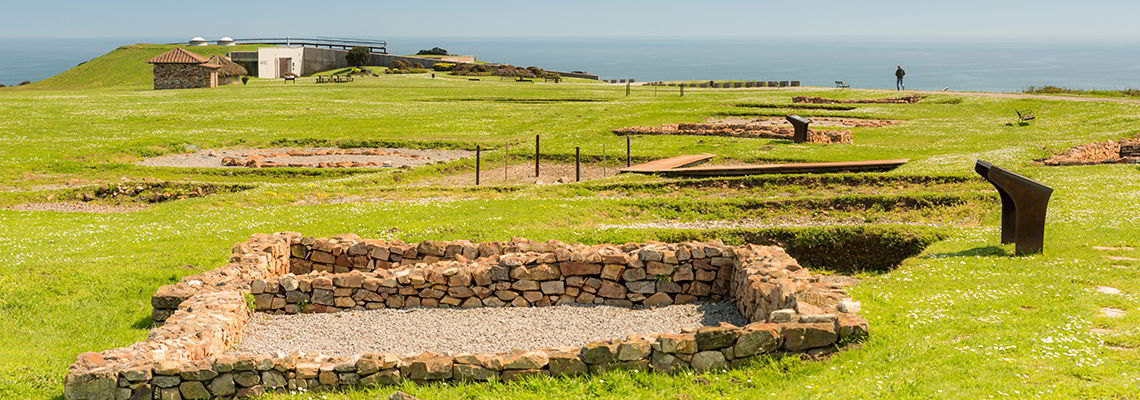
[
  {"x1": 316, "y1": 75, "x2": 330, "y2": 84},
  {"x1": 1016, "y1": 110, "x2": 1036, "y2": 122},
  {"x1": 283, "y1": 74, "x2": 296, "y2": 84},
  {"x1": 835, "y1": 81, "x2": 850, "y2": 89},
  {"x1": 516, "y1": 78, "x2": 533, "y2": 83}
]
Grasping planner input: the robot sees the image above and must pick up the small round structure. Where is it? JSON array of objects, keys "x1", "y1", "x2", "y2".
[
  {"x1": 217, "y1": 37, "x2": 235, "y2": 46},
  {"x1": 189, "y1": 37, "x2": 208, "y2": 46}
]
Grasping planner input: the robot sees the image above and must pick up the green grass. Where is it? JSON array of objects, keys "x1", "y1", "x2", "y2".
[{"x1": 0, "y1": 44, "x2": 1138, "y2": 399}]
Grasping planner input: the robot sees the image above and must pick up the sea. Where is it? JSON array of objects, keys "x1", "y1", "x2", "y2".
[{"x1": 2, "y1": 36, "x2": 1139, "y2": 92}]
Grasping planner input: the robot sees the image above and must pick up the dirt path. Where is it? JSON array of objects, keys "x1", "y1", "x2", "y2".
[{"x1": 612, "y1": 81, "x2": 1140, "y2": 104}]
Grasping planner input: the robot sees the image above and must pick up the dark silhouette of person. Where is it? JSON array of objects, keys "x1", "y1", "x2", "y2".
[{"x1": 895, "y1": 66, "x2": 906, "y2": 90}]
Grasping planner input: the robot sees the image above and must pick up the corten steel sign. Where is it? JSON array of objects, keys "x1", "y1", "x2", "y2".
[
  {"x1": 786, "y1": 115, "x2": 811, "y2": 143},
  {"x1": 974, "y1": 160, "x2": 1054, "y2": 255}
]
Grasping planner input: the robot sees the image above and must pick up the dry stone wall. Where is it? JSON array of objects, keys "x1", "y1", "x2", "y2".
[
  {"x1": 1120, "y1": 139, "x2": 1139, "y2": 159},
  {"x1": 1042, "y1": 137, "x2": 1140, "y2": 165},
  {"x1": 153, "y1": 63, "x2": 216, "y2": 90},
  {"x1": 66, "y1": 233, "x2": 868, "y2": 400}
]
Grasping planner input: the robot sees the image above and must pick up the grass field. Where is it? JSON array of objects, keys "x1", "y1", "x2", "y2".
[{"x1": 0, "y1": 45, "x2": 1138, "y2": 399}]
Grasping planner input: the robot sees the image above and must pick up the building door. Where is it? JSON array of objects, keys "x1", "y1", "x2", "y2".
[{"x1": 277, "y1": 57, "x2": 292, "y2": 78}]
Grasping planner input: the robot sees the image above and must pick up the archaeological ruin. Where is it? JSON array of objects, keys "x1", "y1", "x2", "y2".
[{"x1": 65, "y1": 233, "x2": 868, "y2": 400}]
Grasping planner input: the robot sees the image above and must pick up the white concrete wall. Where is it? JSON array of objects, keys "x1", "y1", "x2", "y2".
[{"x1": 256, "y1": 47, "x2": 304, "y2": 78}]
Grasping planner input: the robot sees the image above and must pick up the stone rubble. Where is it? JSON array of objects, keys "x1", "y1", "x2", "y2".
[
  {"x1": 65, "y1": 233, "x2": 869, "y2": 400},
  {"x1": 221, "y1": 149, "x2": 432, "y2": 168}
]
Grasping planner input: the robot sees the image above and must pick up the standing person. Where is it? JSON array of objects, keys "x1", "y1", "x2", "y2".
[{"x1": 895, "y1": 66, "x2": 906, "y2": 90}]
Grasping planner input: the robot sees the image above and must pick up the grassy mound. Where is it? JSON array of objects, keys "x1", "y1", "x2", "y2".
[{"x1": 19, "y1": 44, "x2": 262, "y2": 90}]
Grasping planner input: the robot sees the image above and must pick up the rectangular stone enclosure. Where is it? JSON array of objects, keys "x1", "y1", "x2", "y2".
[{"x1": 65, "y1": 233, "x2": 868, "y2": 400}]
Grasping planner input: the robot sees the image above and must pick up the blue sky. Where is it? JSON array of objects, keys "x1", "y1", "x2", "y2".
[{"x1": 2, "y1": 0, "x2": 1138, "y2": 39}]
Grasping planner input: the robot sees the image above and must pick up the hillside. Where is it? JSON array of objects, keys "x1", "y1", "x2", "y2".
[{"x1": 18, "y1": 43, "x2": 262, "y2": 90}]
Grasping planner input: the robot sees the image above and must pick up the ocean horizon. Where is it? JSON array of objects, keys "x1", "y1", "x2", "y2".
[{"x1": 2, "y1": 36, "x2": 1139, "y2": 92}]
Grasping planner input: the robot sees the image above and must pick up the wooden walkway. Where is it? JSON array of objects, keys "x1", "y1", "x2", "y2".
[
  {"x1": 619, "y1": 153, "x2": 716, "y2": 173},
  {"x1": 661, "y1": 159, "x2": 910, "y2": 177},
  {"x1": 620, "y1": 155, "x2": 908, "y2": 177}
]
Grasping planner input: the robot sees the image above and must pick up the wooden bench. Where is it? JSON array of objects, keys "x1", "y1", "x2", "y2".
[
  {"x1": 835, "y1": 81, "x2": 850, "y2": 89},
  {"x1": 516, "y1": 78, "x2": 533, "y2": 83},
  {"x1": 316, "y1": 75, "x2": 330, "y2": 84},
  {"x1": 1017, "y1": 110, "x2": 1036, "y2": 122},
  {"x1": 283, "y1": 74, "x2": 296, "y2": 84}
]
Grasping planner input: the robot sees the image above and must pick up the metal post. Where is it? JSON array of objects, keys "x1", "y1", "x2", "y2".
[
  {"x1": 626, "y1": 136, "x2": 631, "y2": 167},
  {"x1": 475, "y1": 145, "x2": 481, "y2": 185},
  {"x1": 680, "y1": 85, "x2": 684, "y2": 97},
  {"x1": 626, "y1": 82, "x2": 631, "y2": 97},
  {"x1": 535, "y1": 135, "x2": 540, "y2": 178},
  {"x1": 504, "y1": 143, "x2": 509, "y2": 182},
  {"x1": 575, "y1": 147, "x2": 581, "y2": 182}
]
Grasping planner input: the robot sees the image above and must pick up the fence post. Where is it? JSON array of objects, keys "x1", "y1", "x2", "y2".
[
  {"x1": 534, "y1": 135, "x2": 540, "y2": 178},
  {"x1": 626, "y1": 136, "x2": 631, "y2": 167},
  {"x1": 680, "y1": 85, "x2": 684, "y2": 97},
  {"x1": 575, "y1": 147, "x2": 581, "y2": 182},
  {"x1": 475, "y1": 145, "x2": 481, "y2": 186},
  {"x1": 626, "y1": 82, "x2": 631, "y2": 97}
]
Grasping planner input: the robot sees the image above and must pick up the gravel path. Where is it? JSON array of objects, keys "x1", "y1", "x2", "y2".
[
  {"x1": 230, "y1": 302, "x2": 745, "y2": 357},
  {"x1": 138, "y1": 147, "x2": 471, "y2": 169}
]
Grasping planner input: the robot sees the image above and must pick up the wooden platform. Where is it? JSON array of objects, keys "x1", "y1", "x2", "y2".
[
  {"x1": 660, "y1": 159, "x2": 910, "y2": 177},
  {"x1": 619, "y1": 153, "x2": 716, "y2": 173}
]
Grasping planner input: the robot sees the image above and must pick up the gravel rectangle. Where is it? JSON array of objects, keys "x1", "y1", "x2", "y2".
[{"x1": 229, "y1": 302, "x2": 746, "y2": 357}]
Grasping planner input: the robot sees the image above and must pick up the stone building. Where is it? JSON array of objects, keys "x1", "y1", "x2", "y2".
[{"x1": 146, "y1": 48, "x2": 221, "y2": 90}]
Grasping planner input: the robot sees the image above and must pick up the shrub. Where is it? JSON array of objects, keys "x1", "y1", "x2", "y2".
[
  {"x1": 18, "y1": 81, "x2": 31, "y2": 86},
  {"x1": 451, "y1": 63, "x2": 494, "y2": 75},
  {"x1": 346, "y1": 46, "x2": 370, "y2": 67},
  {"x1": 416, "y1": 47, "x2": 449, "y2": 56},
  {"x1": 385, "y1": 60, "x2": 428, "y2": 74},
  {"x1": 240, "y1": 76, "x2": 249, "y2": 85},
  {"x1": 432, "y1": 63, "x2": 456, "y2": 71}
]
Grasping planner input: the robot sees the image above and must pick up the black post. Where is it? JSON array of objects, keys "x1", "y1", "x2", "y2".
[
  {"x1": 626, "y1": 82, "x2": 631, "y2": 97},
  {"x1": 575, "y1": 147, "x2": 581, "y2": 182},
  {"x1": 475, "y1": 145, "x2": 481, "y2": 185},
  {"x1": 535, "y1": 135, "x2": 540, "y2": 178},
  {"x1": 626, "y1": 136, "x2": 631, "y2": 167},
  {"x1": 680, "y1": 85, "x2": 684, "y2": 97}
]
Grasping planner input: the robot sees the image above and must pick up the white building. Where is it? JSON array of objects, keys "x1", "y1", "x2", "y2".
[{"x1": 255, "y1": 47, "x2": 304, "y2": 79}]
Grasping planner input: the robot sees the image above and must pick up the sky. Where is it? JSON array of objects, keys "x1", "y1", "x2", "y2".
[{"x1": 2, "y1": 0, "x2": 1139, "y2": 40}]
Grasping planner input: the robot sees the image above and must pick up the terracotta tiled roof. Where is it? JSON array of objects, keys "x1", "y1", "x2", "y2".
[
  {"x1": 199, "y1": 63, "x2": 222, "y2": 69},
  {"x1": 147, "y1": 48, "x2": 211, "y2": 64}
]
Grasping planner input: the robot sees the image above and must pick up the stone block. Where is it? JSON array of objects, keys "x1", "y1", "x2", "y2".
[
  {"x1": 690, "y1": 351, "x2": 727, "y2": 371},
  {"x1": 782, "y1": 323, "x2": 838, "y2": 351}
]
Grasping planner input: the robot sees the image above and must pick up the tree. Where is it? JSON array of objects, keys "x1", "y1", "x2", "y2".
[
  {"x1": 346, "y1": 47, "x2": 370, "y2": 67},
  {"x1": 416, "y1": 47, "x2": 449, "y2": 56}
]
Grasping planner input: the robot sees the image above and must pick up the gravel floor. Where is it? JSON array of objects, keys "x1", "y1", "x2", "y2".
[
  {"x1": 230, "y1": 302, "x2": 746, "y2": 357},
  {"x1": 138, "y1": 147, "x2": 471, "y2": 169}
]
